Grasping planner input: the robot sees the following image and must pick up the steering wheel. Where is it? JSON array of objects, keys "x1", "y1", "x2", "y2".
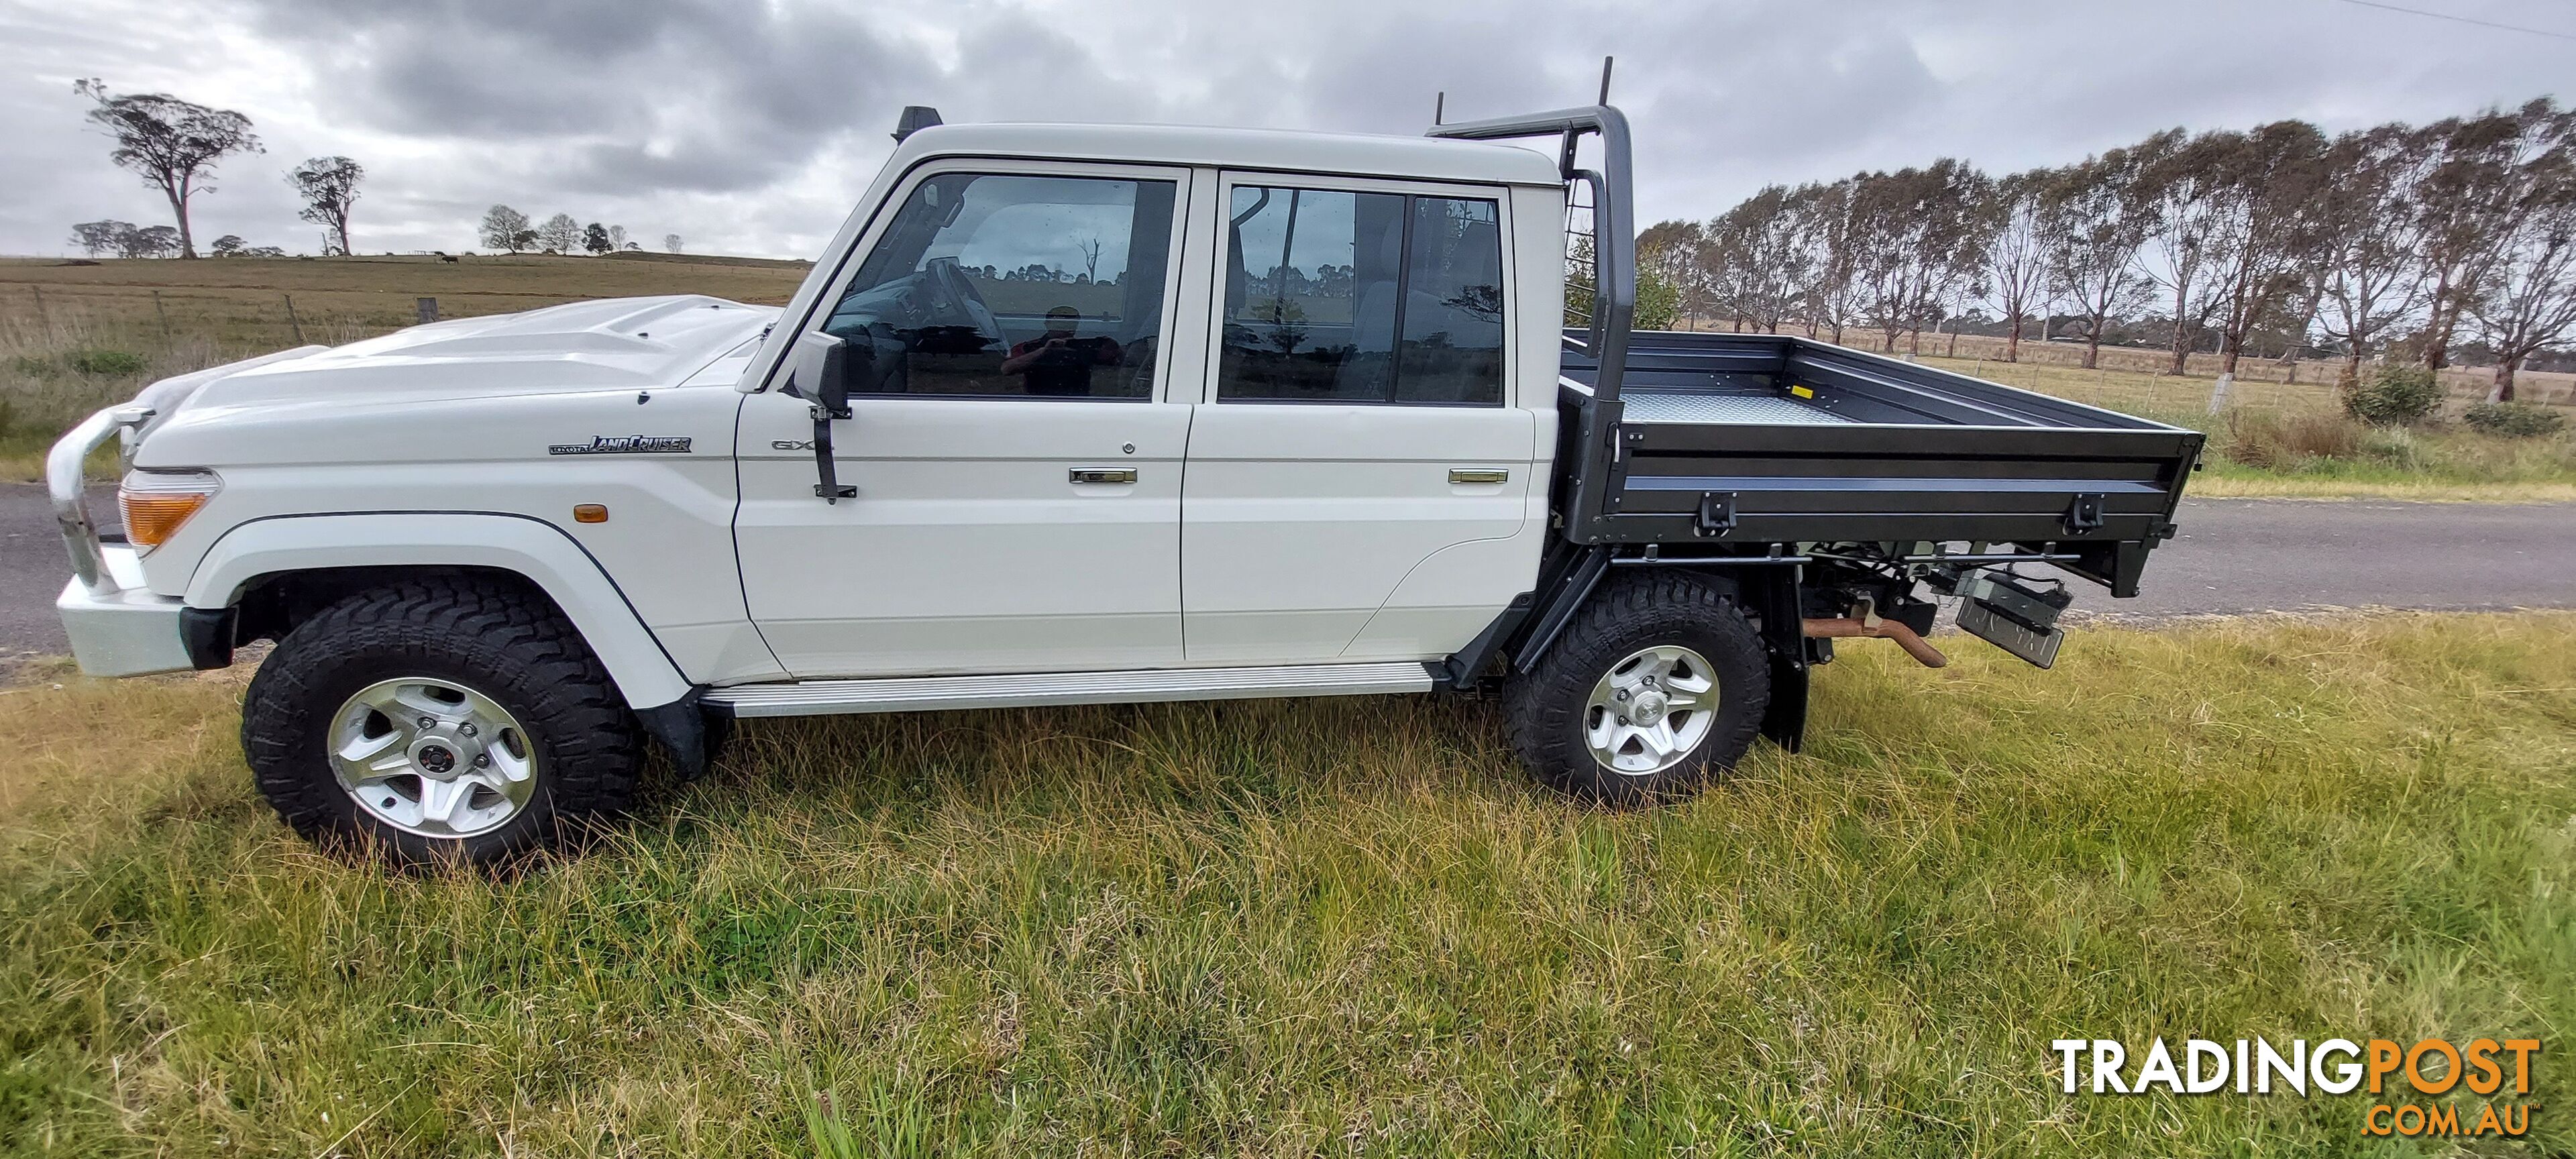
[{"x1": 924, "y1": 258, "x2": 1004, "y2": 345}]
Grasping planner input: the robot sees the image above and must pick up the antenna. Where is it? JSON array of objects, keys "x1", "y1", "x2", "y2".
[
  {"x1": 1597, "y1": 56, "x2": 1614, "y2": 105},
  {"x1": 1434, "y1": 91, "x2": 1445, "y2": 125},
  {"x1": 891, "y1": 105, "x2": 943, "y2": 144}
]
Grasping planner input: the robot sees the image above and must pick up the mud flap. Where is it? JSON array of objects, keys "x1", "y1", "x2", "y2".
[
  {"x1": 635, "y1": 688, "x2": 722, "y2": 781},
  {"x1": 1743, "y1": 567, "x2": 1808, "y2": 753},
  {"x1": 1761, "y1": 651, "x2": 1807, "y2": 753}
]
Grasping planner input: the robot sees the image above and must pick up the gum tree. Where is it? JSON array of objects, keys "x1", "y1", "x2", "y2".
[
  {"x1": 2132, "y1": 127, "x2": 2237, "y2": 376},
  {"x1": 2469, "y1": 159, "x2": 2576, "y2": 402},
  {"x1": 480, "y1": 205, "x2": 532, "y2": 253},
  {"x1": 289, "y1": 156, "x2": 364, "y2": 257},
  {"x1": 74, "y1": 78, "x2": 263, "y2": 259},
  {"x1": 1982, "y1": 168, "x2": 2053, "y2": 362},
  {"x1": 2314, "y1": 124, "x2": 2436, "y2": 391},
  {"x1": 1786, "y1": 180, "x2": 1862, "y2": 343},
  {"x1": 2039, "y1": 147, "x2": 2155, "y2": 369},
  {"x1": 537, "y1": 213, "x2": 582, "y2": 254},
  {"x1": 1851, "y1": 159, "x2": 1992, "y2": 355},
  {"x1": 2412, "y1": 102, "x2": 2575, "y2": 372},
  {"x1": 1705, "y1": 186, "x2": 1809, "y2": 335},
  {"x1": 2198, "y1": 121, "x2": 2328, "y2": 410}
]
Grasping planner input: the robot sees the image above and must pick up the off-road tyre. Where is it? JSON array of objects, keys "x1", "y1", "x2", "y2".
[
  {"x1": 241, "y1": 576, "x2": 643, "y2": 867},
  {"x1": 1505, "y1": 571, "x2": 1770, "y2": 806}
]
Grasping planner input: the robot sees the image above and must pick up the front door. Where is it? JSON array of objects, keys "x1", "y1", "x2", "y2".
[
  {"x1": 1180, "y1": 176, "x2": 1543, "y2": 664},
  {"x1": 737, "y1": 163, "x2": 1197, "y2": 677}
]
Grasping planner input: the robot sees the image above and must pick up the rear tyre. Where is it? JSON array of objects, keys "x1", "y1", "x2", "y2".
[
  {"x1": 241, "y1": 577, "x2": 643, "y2": 867},
  {"x1": 1506, "y1": 572, "x2": 1770, "y2": 806}
]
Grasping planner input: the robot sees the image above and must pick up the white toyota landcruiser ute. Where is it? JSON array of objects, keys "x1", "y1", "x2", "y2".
[{"x1": 50, "y1": 103, "x2": 2200, "y2": 864}]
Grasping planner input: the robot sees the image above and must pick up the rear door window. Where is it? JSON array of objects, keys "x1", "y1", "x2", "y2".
[{"x1": 1216, "y1": 184, "x2": 1504, "y2": 406}]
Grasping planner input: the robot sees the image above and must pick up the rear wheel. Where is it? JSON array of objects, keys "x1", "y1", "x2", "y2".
[
  {"x1": 241, "y1": 577, "x2": 643, "y2": 867},
  {"x1": 1506, "y1": 573, "x2": 1770, "y2": 805}
]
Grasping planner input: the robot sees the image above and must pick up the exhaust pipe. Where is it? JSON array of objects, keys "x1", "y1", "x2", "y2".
[{"x1": 1804, "y1": 616, "x2": 1948, "y2": 669}]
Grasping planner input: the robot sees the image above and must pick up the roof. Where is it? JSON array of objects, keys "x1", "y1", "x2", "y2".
[{"x1": 888, "y1": 121, "x2": 1565, "y2": 187}]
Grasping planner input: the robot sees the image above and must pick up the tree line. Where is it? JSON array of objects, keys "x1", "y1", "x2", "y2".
[
  {"x1": 1639, "y1": 99, "x2": 2576, "y2": 402},
  {"x1": 475, "y1": 207, "x2": 680, "y2": 257},
  {"x1": 65, "y1": 80, "x2": 682, "y2": 264}
]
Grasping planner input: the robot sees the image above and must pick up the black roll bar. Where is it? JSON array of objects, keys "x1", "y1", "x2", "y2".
[{"x1": 1426, "y1": 104, "x2": 1633, "y2": 404}]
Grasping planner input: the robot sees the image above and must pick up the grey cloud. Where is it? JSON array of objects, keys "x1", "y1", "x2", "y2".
[
  {"x1": 233, "y1": 0, "x2": 938, "y2": 196},
  {"x1": 3, "y1": 0, "x2": 2570, "y2": 258}
]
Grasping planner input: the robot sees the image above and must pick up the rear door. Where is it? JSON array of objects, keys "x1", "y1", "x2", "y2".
[
  {"x1": 1179, "y1": 174, "x2": 1542, "y2": 664},
  {"x1": 735, "y1": 162, "x2": 1200, "y2": 677}
]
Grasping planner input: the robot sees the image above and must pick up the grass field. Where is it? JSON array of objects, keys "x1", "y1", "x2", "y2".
[
  {"x1": 0, "y1": 254, "x2": 808, "y2": 344},
  {"x1": 1706, "y1": 322, "x2": 2576, "y2": 409},
  {"x1": 5, "y1": 257, "x2": 2575, "y2": 499},
  {"x1": 0, "y1": 255, "x2": 808, "y2": 480},
  {"x1": 1914, "y1": 355, "x2": 2576, "y2": 502},
  {"x1": 4, "y1": 613, "x2": 2571, "y2": 1156}
]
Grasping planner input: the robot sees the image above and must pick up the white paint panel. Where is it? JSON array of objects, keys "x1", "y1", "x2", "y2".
[
  {"x1": 186, "y1": 512, "x2": 696, "y2": 708},
  {"x1": 735, "y1": 391, "x2": 1193, "y2": 677},
  {"x1": 1180, "y1": 404, "x2": 1536, "y2": 662},
  {"x1": 136, "y1": 382, "x2": 772, "y2": 687},
  {"x1": 1342, "y1": 510, "x2": 1552, "y2": 659}
]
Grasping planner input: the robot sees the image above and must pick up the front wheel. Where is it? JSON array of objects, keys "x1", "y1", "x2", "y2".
[
  {"x1": 1506, "y1": 573, "x2": 1770, "y2": 805},
  {"x1": 241, "y1": 577, "x2": 643, "y2": 867}
]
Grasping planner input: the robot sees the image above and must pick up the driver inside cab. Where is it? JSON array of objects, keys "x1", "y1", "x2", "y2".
[{"x1": 998, "y1": 305, "x2": 1124, "y2": 397}]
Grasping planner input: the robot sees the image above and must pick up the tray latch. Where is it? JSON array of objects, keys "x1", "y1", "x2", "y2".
[
  {"x1": 2064, "y1": 492, "x2": 2104, "y2": 533},
  {"x1": 1695, "y1": 492, "x2": 1739, "y2": 537}
]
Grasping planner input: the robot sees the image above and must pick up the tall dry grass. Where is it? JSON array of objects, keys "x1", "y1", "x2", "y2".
[
  {"x1": 0, "y1": 304, "x2": 415, "y2": 481},
  {"x1": 2220, "y1": 409, "x2": 2363, "y2": 468}
]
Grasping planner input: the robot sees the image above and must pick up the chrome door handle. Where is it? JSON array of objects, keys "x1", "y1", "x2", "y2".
[
  {"x1": 1069, "y1": 467, "x2": 1138, "y2": 484},
  {"x1": 1450, "y1": 468, "x2": 1509, "y2": 484}
]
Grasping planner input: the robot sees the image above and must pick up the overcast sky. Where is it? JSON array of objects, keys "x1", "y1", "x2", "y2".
[{"x1": 2, "y1": 0, "x2": 2568, "y2": 260}]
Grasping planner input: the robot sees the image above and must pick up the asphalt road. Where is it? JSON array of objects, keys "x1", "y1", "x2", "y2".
[
  {"x1": 2061, "y1": 497, "x2": 2576, "y2": 621},
  {"x1": 3, "y1": 483, "x2": 115, "y2": 667},
  {"x1": 3, "y1": 484, "x2": 2571, "y2": 663}
]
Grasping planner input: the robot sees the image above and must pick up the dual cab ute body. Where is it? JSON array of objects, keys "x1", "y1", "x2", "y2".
[{"x1": 51, "y1": 103, "x2": 2199, "y2": 861}]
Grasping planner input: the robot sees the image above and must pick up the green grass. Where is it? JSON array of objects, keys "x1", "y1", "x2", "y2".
[{"x1": 5, "y1": 614, "x2": 2571, "y2": 1155}]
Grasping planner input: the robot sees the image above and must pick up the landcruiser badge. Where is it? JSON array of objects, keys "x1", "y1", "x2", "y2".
[{"x1": 549, "y1": 435, "x2": 693, "y2": 455}]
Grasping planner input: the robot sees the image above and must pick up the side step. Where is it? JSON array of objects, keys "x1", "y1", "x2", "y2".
[{"x1": 702, "y1": 661, "x2": 1441, "y2": 718}]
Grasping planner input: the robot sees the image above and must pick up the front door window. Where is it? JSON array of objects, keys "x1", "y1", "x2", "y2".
[{"x1": 821, "y1": 173, "x2": 1178, "y2": 400}]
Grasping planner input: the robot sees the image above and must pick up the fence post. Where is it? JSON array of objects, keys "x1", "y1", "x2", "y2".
[
  {"x1": 417, "y1": 296, "x2": 439, "y2": 325},
  {"x1": 30, "y1": 286, "x2": 48, "y2": 334},
  {"x1": 282, "y1": 293, "x2": 305, "y2": 343},
  {"x1": 154, "y1": 290, "x2": 172, "y2": 342}
]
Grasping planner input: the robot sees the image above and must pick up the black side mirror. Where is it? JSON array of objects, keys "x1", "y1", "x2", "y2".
[
  {"x1": 792, "y1": 330, "x2": 849, "y2": 412},
  {"x1": 791, "y1": 331, "x2": 858, "y2": 502}
]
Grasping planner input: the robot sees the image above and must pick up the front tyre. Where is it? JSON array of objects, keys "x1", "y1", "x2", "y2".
[
  {"x1": 1506, "y1": 573, "x2": 1770, "y2": 806},
  {"x1": 241, "y1": 577, "x2": 643, "y2": 867}
]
